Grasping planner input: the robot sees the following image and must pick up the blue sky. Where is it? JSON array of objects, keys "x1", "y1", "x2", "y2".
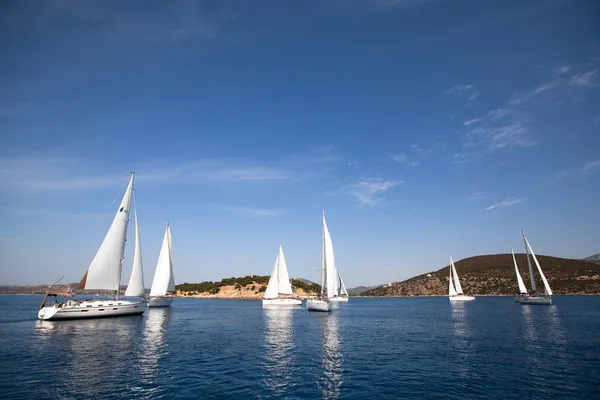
[{"x1": 1, "y1": 0, "x2": 599, "y2": 287}]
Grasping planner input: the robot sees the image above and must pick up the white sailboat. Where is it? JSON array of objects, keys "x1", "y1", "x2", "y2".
[
  {"x1": 307, "y1": 210, "x2": 333, "y2": 312},
  {"x1": 38, "y1": 173, "x2": 146, "y2": 320},
  {"x1": 124, "y1": 193, "x2": 145, "y2": 298},
  {"x1": 263, "y1": 245, "x2": 302, "y2": 306},
  {"x1": 335, "y1": 273, "x2": 349, "y2": 301},
  {"x1": 515, "y1": 231, "x2": 552, "y2": 305},
  {"x1": 448, "y1": 257, "x2": 475, "y2": 301},
  {"x1": 148, "y1": 223, "x2": 175, "y2": 307}
]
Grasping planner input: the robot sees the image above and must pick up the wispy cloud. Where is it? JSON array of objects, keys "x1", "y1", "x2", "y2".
[
  {"x1": 510, "y1": 66, "x2": 599, "y2": 105},
  {"x1": 485, "y1": 197, "x2": 525, "y2": 211},
  {"x1": 570, "y1": 69, "x2": 599, "y2": 87},
  {"x1": 217, "y1": 205, "x2": 286, "y2": 218},
  {"x1": 463, "y1": 108, "x2": 513, "y2": 126},
  {"x1": 554, "y1": 160, "x2": 600, "y2": 180},
  {"x1": 0, "y1": 149, "x2": 342, "y2": 192},
  {"x1": 468, "y1": 192, "x2": 487, "y2": 201},
  {"x1": 350, "y1": 178, "x2": 401, "y2": 206},
  {"x1": 582, "y1": 160, "x2": 600, "y2": 175},
  {"x1": 392, "y1": 144, "x2": 431, "y2": 167},
  {"x1": 446, "y1": 84, "x2": 480, "y2": 101}
]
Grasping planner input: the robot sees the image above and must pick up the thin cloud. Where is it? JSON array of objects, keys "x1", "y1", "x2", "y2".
[
  {"x1": 570, "y1": 69, "x2": 599, "y2": 87},
  {"x1": 463, "y1": 109, "x2": 513, "y2": 126},
  {"x1": 217, "y1": 205, "x2": 286, "y2": 218},
  {"x1": 468, "y1": 192, "x2": 487, "y2": 201},
  {"x1": 582, "y1": 160, "x2": 600, "y2": 175},
  {"x1": 0, "y1": 150, "x2": 341, "y2": 192},
  {"x1": 554, "y1": 160, "x2": 600, "y2": 180},
  {"x1": 350, "y1": 178, "x2": 401, "y2": 206},
  {"x1": 510, "y1": 82, "x2": 557, "y2": 105},
  {"x1": 485, "y1": 197, "x2": 525, "y2": 211},
  {"x1": 446, "y1": 84, "x2": 480, "y2": 101}
]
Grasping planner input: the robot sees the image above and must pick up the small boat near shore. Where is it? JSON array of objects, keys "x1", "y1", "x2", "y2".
[{"x1": 38, "y1": 173, "x2": 146, "y2": 320}]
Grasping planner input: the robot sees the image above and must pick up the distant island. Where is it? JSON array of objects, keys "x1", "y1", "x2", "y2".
[
  {"x1": 175, "y1": 275, "x2": 321, "y2": 299},
  {"x1": 360, "y1": 253, "x2": 600, "y2": 297}
]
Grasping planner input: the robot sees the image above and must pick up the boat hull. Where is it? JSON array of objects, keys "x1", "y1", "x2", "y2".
[
  {"x1": 262, "y1": 298, "x2": 302, "y2": 306},
  {"x1": 306, "y1": 298, "x2": 332, "y2": 312},
  {"x1": 449, "y1": 295, "x2": 476, "y2": 302},
  {"x1": 329, "y1": 296, "x2": 349, "y2": 303},
  {"x1": 515, "y1": 295, "x2": 552, "y2": 305},
  {"x1": 38, "y1": 299, "x2": 145, "y2": 320},
  {"x1": 148, "y1": 296, "x2": 173, "y2": 307}
]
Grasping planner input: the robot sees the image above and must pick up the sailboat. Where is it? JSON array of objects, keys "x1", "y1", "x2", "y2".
[
  {"x1": 331, "y1": 272, "x2": 349, "y2": 302},
  {"x1": 263, "y1": 245, "x2": 302, "y2": 306},
  {"x1": 148, "y1": 223, "x2": 176, "y2": 307},
  {"x1": 514, "y1": 231, "x2": 552, "y2": 305},
  {"x1": 124, "y1": 193, "x2": 145, "y2": 298},
  {"x1": 307, "y1": 210, "x2": 333, "y2": 312},
  {"x1": 38, "y1": 173, "x2": 146, "y2": 320},
  {"x1": 448, "y1": 257, "x2": 475, "y2": 301}
]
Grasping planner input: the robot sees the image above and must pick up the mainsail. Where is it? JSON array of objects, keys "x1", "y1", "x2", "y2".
[
  {"x1": 524, "y1": 235, "x2": 553, "y2": 296},
  {"x1": 125, "y1": 193, "x2": 145, "y2": 297},
  {"x1": 450, "y1": 257, "x2": 463, "y2": 295},
  {"x1": 264, "y1": 246, "x2": 294, "y2": 299},
  {"x1": 150, "y1": 223, "x2": 174, "y2": 297},
  {"x1": 448, "y1": 261, "x2": 458, "y2": 297},
  {"x1": 338, "y1": 274, "x2": 348, "y2": 296},
  {"x1": 322, "y1": 212, "x2": 337, "y2": 298},
  {"x1": 81, "y1": 173, "x2": 134, "y2": 292},
  {"x1": 512, "y1": 249, "x2": 528, "y2": 295}
]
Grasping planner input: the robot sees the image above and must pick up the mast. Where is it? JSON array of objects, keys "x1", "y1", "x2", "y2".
[
  {"x1": 522, "y1": 230, "x2": 536, "y2": 294},
  {"x1": 321, "y1": 209, "x2": 326, "y2": 296}
]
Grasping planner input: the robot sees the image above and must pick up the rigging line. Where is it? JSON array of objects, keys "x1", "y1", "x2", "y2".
[{"x1": 100, "y1": 184, "x2": 125, "y2": 224}]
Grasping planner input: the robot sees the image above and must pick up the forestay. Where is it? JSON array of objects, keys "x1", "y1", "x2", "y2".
[
  {"x1": 83, "y1": 174, "x2": 134, "y2": 291},
  {"x1": 125, "y1": 193, "x2": 145, "y2": 297}
]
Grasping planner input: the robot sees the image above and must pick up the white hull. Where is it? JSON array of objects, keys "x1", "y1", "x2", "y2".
[
  {"x1": 262, "y1": 298, "x2": 302, "y2": 306},
  {"x1": 148, "y1": 296, "x2": 173, "y2": 307},
  {"x1": 329, "y1": 296, "x2": 349, "y2": 303},
  {"x1": 449, "y1": 295, "x2": 476, "y2": 302},
  {"x1": 38, "y1": 299, "x2": 145, "y2": 320},
  {"x1": 515, "y1": 295, "x2": 552, "y2": 305},
  {"x1": 306, "y1": 298, "x2": 332, "y2": 312}
]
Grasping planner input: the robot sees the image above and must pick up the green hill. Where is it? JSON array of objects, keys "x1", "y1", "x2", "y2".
[
  {"x1": 361, "y1": 254, "x2": 600, "y2": 297},
  {"x1": 176, "y1": 275, "x2": 321, "y2": 295}
]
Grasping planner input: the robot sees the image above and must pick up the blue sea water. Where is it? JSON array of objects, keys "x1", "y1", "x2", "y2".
[{"x1": 0, "y1": 296, "x2": 599, "y2": 399}]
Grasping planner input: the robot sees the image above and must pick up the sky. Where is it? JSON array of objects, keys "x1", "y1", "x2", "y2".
[{"x1": 1, "y1": 0, "x2": 599, "y2": 287}]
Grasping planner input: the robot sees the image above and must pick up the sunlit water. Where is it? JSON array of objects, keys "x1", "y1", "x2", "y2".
[{"x1": 1, "y1": 296, "x2": 599, "y2": 399}]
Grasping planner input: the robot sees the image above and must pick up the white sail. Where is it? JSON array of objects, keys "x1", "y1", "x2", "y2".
[
  {"x1": 523, "y1": 230, "x2": 537, "y2": 293},
  {"x1": 276, "y1": 246, "x2": 293, "y2": 295},
  {"x1": 84, "y1": 173, "x2": 134, "y2": 291},
  {"x1": 167, "y1": 224, "x2": 175, "y2": 292},
  {"x1": 338, "y1": 274, "x2": 348, "y2": 296},
  {"x1": 264, "y1": 246, "x2": 294, "y2": 299},
  {"x1": 150, "y1": 223, "x2": 173, "y2": 297},
  {"x1": 524, "y1": 236, "x2": 553, "y2": 296},
  {"x1": 323, "y1": 212, "x2": 338, "y2": 298},
  {"x1": 125, "y1": 194, "x2": 145, "y2": 297},
  {"x1": 448, "y1": 262, "x2": 458, "y2": 296},
  {"x1": 264, "y1": 252, "x2": 280, "y2": 299},
  {"x1": 450, "y1": 257, "x2": 463, "y2": 294},
  {"x1": 512, "y1": 249, "x2": 528, "y2": 295}
]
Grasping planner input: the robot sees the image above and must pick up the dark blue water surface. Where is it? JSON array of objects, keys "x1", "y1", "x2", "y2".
[{"x1": 1, "y1": 296, "x2": 599, "y2": 399}]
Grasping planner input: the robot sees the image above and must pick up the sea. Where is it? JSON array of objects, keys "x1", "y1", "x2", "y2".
[{"x1": 0, "y1": 296, "x2": 599, "y2": 399}]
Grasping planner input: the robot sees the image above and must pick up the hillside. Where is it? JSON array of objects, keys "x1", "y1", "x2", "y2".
[
  {"x1": 584, "y1": 253, "x2": 600, "y2": 264},
  {"x1": 175, "y1": 275, "x2": 321, "y2": 299},
  {"x1": 347, "y1": 285, "x2": 377, "y2": 296},
  {"x1": 361, "y1": 254, "x2": 600, "y2": 297}
]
